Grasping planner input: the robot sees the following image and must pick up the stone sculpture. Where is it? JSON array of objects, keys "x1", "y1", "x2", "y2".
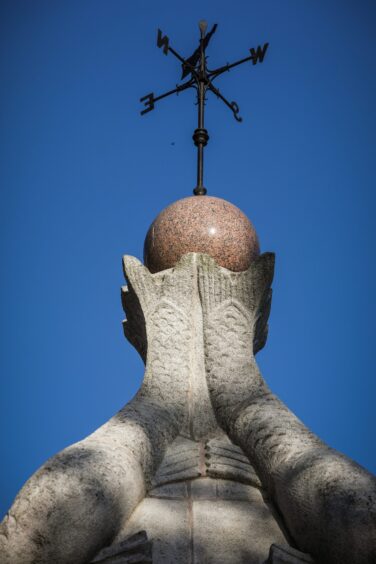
[{"x1": 0, "y1": 196, "x2": 375, "y2": 564}]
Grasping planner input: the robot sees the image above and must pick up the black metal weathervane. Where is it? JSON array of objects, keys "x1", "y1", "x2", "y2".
[{"x1": 140, "y1": 21, "x2": 269, "y2": 196}]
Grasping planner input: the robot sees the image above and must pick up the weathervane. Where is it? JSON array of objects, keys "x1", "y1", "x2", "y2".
[{"x1": 140, "y1": 21, "x2": 269, "y2": 196}]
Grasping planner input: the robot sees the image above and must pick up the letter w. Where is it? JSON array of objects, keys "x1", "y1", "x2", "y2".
[
  {"x1": 157, "y1": 29, "x2": 169, "y2": 55},
  {"x1": 249, "y1": 43, "x2": 269, "y2": 65}
]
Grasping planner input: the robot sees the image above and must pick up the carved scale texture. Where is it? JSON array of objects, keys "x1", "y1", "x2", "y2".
[
  {"x1": 119, "y1": 255, "x2": 194, "y2": 479},
  {"x1": 198, "y1": 253, "x2": 274, "y2": 426},
  {"x1": 198, "y1": 253, "x2": 376, "y2": 564}
]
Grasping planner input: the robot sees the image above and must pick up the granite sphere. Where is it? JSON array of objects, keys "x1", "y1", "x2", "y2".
[{"x1": 144, "y1": 196, "x2": 260, "y2": 273}]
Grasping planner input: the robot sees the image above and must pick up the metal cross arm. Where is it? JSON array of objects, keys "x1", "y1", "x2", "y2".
[
  {"x1": 207, "y1": 81, "x2": 242, "y2": 122},
  {"x1": 208, "y1": 43, "x2": 269, "y2": 81},
  {"x1": 139, "y1": 22, "x2": 269, "y2": 196},
  {"x1": 140, "y1": 78, "x2": 195, "y2": 116},
  {"x1": 204, "y1": 42, "x2": 269, "y2": 122}
]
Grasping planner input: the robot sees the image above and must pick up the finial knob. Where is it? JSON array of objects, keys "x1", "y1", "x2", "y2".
[{"x1": 199, "y1": 20, "x2": 208, "y2": 36}]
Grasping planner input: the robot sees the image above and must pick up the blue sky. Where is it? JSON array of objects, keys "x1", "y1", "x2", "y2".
[{"x1": 0, "y1": 0, "x2": 375, "y2": 519}]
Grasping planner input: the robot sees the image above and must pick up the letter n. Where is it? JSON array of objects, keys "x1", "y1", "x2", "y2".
[
  {"x1": 157, "y1": 29, "x2": 169, "y2": 55},
  {"x1": 249, "y1": 43, "x2": 269, "y2": 65}
]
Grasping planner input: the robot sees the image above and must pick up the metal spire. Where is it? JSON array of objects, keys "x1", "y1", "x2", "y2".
[{"x1": 140, "y1": 22, "x2": 269, "y2": 196}]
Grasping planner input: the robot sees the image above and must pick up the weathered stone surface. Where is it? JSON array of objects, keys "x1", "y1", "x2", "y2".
[
  {"x1": 115, "y1": 476, "x2": 287, "y2": 563},
  {"x1": 144, "y1": 196, "x2": 260, "y2": 273},
  {"x1": 91, "y1": 531, "x2": 152, "y2": 563},
  {"x1": 0, "y1": 252, "x2": 375, "y2": 564},
  {"x1": 267, "y1": 544, "x2": 314, "y2": 563},
  {"x1": 197, "y1": 253, "x2": 376, "y2": 564},
  {"x1": 116, "y1": 498, "x2": 191, "y2": 564},
  {"x1": 191, "y1": 498, "x2": 285, "y2": 563},
  {"x1": 0, "y1": 255, "x2": 197, "y2": 563}
]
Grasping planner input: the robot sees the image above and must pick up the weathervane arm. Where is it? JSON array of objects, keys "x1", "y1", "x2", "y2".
[
  {"x1": 156, "y1": 29, "x2": 199, "y2": 81},
  {"x1": 208, "y1": 55, "x2": 255, "y2": 79},
  {"x1": 208, "y1": 42, "x2": 269, "y2": 81},
  {"x1": 207, "y1": 82, "x2": 242, "y2": 122},
  {"x1": 153, "y1": 79, "x2": 195, "y2": 103},
  {"x1": 140, "y1": 79, "x2": 195, "y2": 115},
  {"x1": 168, "y1": 46, "x2": 194, "y2": 71}
]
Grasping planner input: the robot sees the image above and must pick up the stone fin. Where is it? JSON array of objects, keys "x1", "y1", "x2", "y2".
[
  {"x1": 196, "y1": 252, "x2": 275, "y2": 353},
  {"x1": 121, "y1": 255, "x2": 198, "y2": 361},
  {"x1": 205, "y1": 453, "x2": 254, "y2": 473},
  {"x1": 253, "y1": 287, "x2": 272, "y2": 354},
  {"x1": 151, "y1": 467, "x2": 201, "y2": 487},
  {"x1": 206, "y1": 445, "x2": 250, "y2": 464},
  {"x1": 267, "y1": 543, "x2": 315, "y2": 563},
  {"x1": 121, "y1": 285, "x2": 147, "y2": 363},
  {"x1": 151, "y1": 437, "x2": 201, "y2": 487},
  {"x1": 121, "y1": 253, "x2": 274, "y2": 358},
  {"x1": 157, "y1": 447, "x2": 198, "y2": 462},
  {"x1": 160, "y1": 454, "x2": 199, "y2": 471},
  {"x1": 206, "y1": 462, "x2": 261, "y2": 488},
  {"x1": 91, "y1": 531, "x2": 152, "y2": 563},
  {"x1": 122, "y1": 254, "x2": 197, "y2": 314}
]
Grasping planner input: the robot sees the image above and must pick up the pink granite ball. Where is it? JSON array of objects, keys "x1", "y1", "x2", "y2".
[{"x1": 144, "y1": 196, "x2": 260, "y2": 273}]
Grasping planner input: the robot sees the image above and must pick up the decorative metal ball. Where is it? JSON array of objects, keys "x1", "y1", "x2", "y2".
[{"x1": 144, "y1": 196, "x2": 260, "y2": 273}]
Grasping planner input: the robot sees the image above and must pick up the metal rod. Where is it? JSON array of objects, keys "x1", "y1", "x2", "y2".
[
  {"x1": 193, "y1": 23, "x2": 208, "y2": 196},
  {"x1": 196, "y1": 83, "x2": 205, "y2": 194}
]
